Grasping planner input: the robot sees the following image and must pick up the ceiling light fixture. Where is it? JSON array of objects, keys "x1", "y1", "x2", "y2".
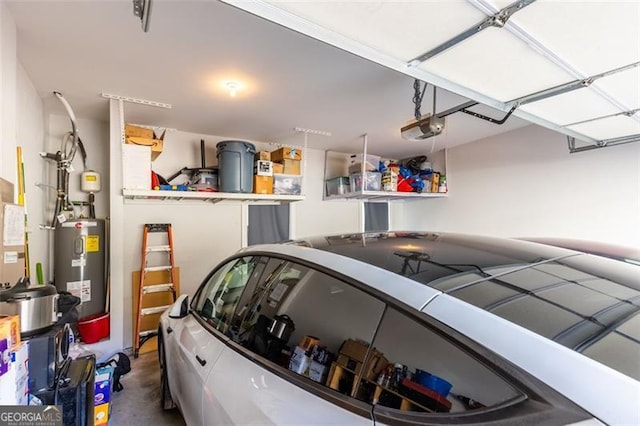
[{"x1": 224, "y1": 81, "x2": 240, "y2": 97}]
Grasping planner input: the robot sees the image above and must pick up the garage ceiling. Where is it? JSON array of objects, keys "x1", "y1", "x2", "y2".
[
  {"x1": 228, "y1": 0, "x2": 640, "y2": 149},
  {"x1": 6, "y1": 0, "x2": 638, "y2": 158}
]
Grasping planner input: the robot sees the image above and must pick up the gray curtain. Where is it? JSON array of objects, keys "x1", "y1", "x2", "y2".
[
  {"x1": 364, "y1": 202, "x2": 389, "y2": 232},
  {"x1": 248, "y1": 204, "x2": 290, "y2": 245}
]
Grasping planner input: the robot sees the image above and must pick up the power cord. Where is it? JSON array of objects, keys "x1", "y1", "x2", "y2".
[{"x1": 370, "y1": 401, "x2": 377, "y2": 426}]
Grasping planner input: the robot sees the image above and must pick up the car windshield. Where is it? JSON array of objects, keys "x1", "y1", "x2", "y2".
[{"x1": 302, "y1": 232, "x2": 640, "y2": 380}]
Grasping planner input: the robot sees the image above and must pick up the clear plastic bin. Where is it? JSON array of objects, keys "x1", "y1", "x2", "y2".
[
  {"x1": 326, "y1": 177, "x2": 350, "y2": 196},
  {"x1": 350, "y1": 172, "x2": 382, "y2": 192}
]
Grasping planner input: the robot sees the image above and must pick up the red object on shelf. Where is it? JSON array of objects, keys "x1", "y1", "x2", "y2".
[
  {"x1": 400, "y1": 378, "x2": 452, "y2": 410},
  {"x1": 78, "y1": 312, "x2": 110, "y2": 344}
]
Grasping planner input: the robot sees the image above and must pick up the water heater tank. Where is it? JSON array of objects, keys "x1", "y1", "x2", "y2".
[{"x1": 54, "y1": 219, "x2": 106, "y2": 318}]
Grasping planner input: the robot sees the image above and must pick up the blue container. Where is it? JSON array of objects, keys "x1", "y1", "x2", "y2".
[
  {"x1": 216, "y1": 141, "x2": 256, "y2": 193},
  {"x1": 415, "y1": 369, "x2": 452, "y2": 397}
]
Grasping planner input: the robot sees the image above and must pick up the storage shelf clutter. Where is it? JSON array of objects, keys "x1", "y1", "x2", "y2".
[
  {"x1": 122, "y1": 124, "x2": 306, "y2": 203},
  {"x1": 323, "y1": 145, "x2": 449, "y2": 202}
]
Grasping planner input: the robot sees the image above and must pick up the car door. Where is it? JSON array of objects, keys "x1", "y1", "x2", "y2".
[
  {"x1": 203, "y1": 258, "x2": 385, "y2": 425},
  {"x1": 172, "y1": 256, "x2": 261, "y2": 425}
]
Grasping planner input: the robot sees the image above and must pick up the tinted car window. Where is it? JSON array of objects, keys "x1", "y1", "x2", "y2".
[
  {"x1": 232, "y1": 259, "x2": 386, "y2": 403},
  {"x1": 192, "y1": 256, "x2": 259, "y2": 333},
  {"x1": 364, "y1": 308, "x2": 521, "y2": 415}
]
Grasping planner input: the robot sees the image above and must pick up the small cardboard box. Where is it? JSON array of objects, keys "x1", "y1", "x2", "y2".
[
  {"x1": 0, "y1": 178, "x2": 13, "y2": 204},
  {"x1": 253, "y1": 176, "x2": 274, "y2": 195},
  {"x1": 254, "y1": 160, "x2": 273, "y2": 177},
  {"x1": 272, "y1": 163, "x2": 285, "y2": 174},
  {"x1": 289, "y1": 346, "x2": 310, "y2": 376},
  {"x1": 125, "y1": 128, "x2": 165, "y2": 161},
  {"x1": 255, "y1": 151, "x2": 271, "y2": 161},
  {"x1": 271, "y1": 147, "x2": 302, "y2": 162},
  {"x1": 0, "y1": 316, "x2": 21, "y2": 352},
  {"x1": 308, "y1": 361, "x2": 330, "y2": 383},
  {"x1": 277, "y1": 159, "x2": 300, "y2": 175},
  {"x1": 94, "y1": 402, "x2": 110, "y2": 426},
  {"x1": 94, "y1": 365, "x2": 113, "y2": 405}
]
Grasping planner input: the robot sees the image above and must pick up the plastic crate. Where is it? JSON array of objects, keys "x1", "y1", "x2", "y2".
[{"x1": 350, "y1": 172, "x2": 381, "y2": 192}]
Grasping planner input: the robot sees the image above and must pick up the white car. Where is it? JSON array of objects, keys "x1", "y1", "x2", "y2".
[{"x1": 158, "y1": 232, "x2": 640, "y2": 425}]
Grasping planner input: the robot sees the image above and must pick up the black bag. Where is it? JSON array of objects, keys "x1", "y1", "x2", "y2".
[{"x1": 98, "y1": 352, "x2": 131, "y2": 392}]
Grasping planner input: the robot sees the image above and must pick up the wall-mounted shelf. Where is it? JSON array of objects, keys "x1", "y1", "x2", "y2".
[
  {"x1": 324, "y1": 191, "x2": 447, "y2": 202},
  {"x1": 123, "y1": 189, "x2": 304, "y2": 203}
]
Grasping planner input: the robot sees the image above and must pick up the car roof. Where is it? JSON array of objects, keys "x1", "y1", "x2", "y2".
[{"x1": 287, "y1": 232, "x2": 640, "y2": 380}]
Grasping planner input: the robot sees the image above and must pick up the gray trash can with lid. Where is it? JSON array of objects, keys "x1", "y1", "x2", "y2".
[{"x1": 216, "y1": 140, "x2": 256, "y2": 193}]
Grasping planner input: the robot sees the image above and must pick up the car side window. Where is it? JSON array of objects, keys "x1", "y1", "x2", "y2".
[
  {"x1": 192, "y1": 256, "x2": 259, "y2": 334},
  {"x1": 362, "y1": 307, "x2": 521, "y2": 415},
  {"x1": 234, "y1": 258, "x2": 387, "y2": 399}
]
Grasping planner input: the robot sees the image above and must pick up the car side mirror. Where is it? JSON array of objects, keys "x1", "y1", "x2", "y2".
[{"x1": 169, "y1": 294, "x2": 189, "y2": 319}]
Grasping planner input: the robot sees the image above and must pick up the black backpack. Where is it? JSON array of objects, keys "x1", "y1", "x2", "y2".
[{"x1": 98, "y1": 352, "x2": 131, "y2": 392}]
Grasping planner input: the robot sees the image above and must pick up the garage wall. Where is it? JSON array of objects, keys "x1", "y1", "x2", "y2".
[
  {"x1": 115, "y1": 127, "x2": 361, "y2": 348},
  {"x1": 402, "y1": 125, "x2": 640, "y2": 248}
]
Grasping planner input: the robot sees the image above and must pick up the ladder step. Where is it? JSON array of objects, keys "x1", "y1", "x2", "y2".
[
  {"x1": 141, "y1": 305, "x2": 172, "y2": 316},
  {"x1": 143, "y1": 283, "x2": 174, "y2": 294},
  {"x1": 144, "y1": 265, "x2": 173, "y2": 272},
  {"x1": 139, "y1": 330, "x2": 158, "y2": 337},
  {"x1": 146, "y1": 245, "x2": 171, "y2": 252}
]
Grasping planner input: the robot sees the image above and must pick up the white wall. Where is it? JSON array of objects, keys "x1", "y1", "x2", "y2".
[
  {"x1": 403, "y1": 125, "x2": 640, "y2": 247},
  {"x1": 16, "y1": 63, "x2": 45, "y2": 281},
  {"x1": 1, "y1": 1, "x2": 18, "y2": 184}
]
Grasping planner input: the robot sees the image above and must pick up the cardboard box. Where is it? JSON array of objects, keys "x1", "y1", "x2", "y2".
[
  {"x1": 273, "y1": 174, "x2": 302, "y2": 195},
  {"x1": 253, "y1": 176, "x2": 274, "y2": 195},
  {"x1": 289, "y1": 346, "x2": 310, "y2": 376},
  {"x1": 339, "y1": 339, "x2": 370, "y2": 363},
  {"x1": 255, "y1": 151, "x2": 271, "y2": 161},
  {"x1": 0, "y1": 315, "x2": 21, "y2": 352},
  {"x1": 94, "y1": 365, "x2": 113, "y2": 405},
  {"x1": 94, "y1": 403, "x2": 110, "y2": 426},
  {"x1": 0, "y1": 343, "x2": 29, "y2": 405},
  {"x1": 272, "y1": 163, "x2": 285, "y2": 174},
  {"x1": 0, "y1": 178, "x2": 13, "y2": 204},
  {"x1": 308, "y1": 360, "x2": 330, "y2": 383},
  {"x1": 125, "y1": 128, "x2": 166, "y2": 161},
  {"x1": 275, "y1": 159, "x2": 300, "y2": 175},
  {"x1": 254, "y1": 160, "x2": 273, "y2": 177},
  {"x1": 271, "y1": 147, "x2": 302, "y2": 162},
  {"x1": 0, "y1": 203, "x2": 26, "y2": 287},
  {"x1": 125, "y1": 124, "x2": 154, "y2": 139},
  {"x1": 336, "y1": 354, "x2": 362, "y2": 373}
]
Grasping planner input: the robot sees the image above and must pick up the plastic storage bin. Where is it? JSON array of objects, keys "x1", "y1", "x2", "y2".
[
  {"x1": 325, "y1": 177, "x2": 350, "y2": 196},
  {"x1": 348, "y1": 154, "x2": 381, "y2": 171},
  {"x1": 216, "y1": 140, "x2": 256, "y2": 193},
  {"x1": 77, "y1": 312, "x2": 110, "y2": 344},
  {"x1": 273, "y1": 174, "x2": 302, "y2": 195},
  {"x1": 350, "y1": 172, "x2": 381, "y2": 192}
]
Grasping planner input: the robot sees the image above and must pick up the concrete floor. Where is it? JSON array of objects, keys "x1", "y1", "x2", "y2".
[{"x1": 109, "y1": 352, "x2": 185, "y2": 425}]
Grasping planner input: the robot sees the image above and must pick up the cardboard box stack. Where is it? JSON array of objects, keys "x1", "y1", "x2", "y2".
[
  {"x1": 253, "y1": 151, "x2": 274, "y2": 194},
  {"x1": 271, "y1": 147, "x2": 302, "y2": 175},
  {"x1": 94, "y1": 365, "x2": 114, "y2": 425}
]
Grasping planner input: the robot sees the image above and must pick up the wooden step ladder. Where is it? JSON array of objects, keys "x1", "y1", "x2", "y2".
[{"x1": 134, "y1": 223, "x2": 178, "y2": 358}]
